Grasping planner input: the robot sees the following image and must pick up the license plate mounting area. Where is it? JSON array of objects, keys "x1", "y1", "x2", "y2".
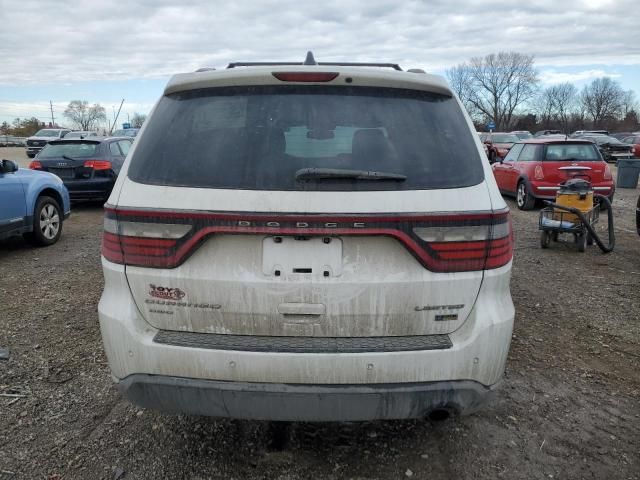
[{"x1": 262, "y1": 236, "x2": 343, "y2": 277}]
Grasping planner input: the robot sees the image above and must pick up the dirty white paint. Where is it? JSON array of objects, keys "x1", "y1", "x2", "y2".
[
  {"x1": 125, "y1": 236, "x2": 485, "y2": 337},
  {"x1": 99, "y1": 259, "x2": 513, "y2": 386}
]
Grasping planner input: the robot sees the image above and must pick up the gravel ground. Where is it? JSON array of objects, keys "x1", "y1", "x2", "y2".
[{"x1": 1, "y1": 146, "x2": 639, "y2": 479}]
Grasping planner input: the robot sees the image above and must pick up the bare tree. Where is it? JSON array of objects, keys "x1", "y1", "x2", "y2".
[
  {"x1": 63, "y1": 100, "x2": 107, "y2": 131},
  {"x1": 446, "y1": 64, "x2": 478, "y2": 119},
  {"x1": 580, "y1": 78, "x2": 625, "y2": 126},
  {"x1": 540, "y1": 83, "x2": 578, "y2": 131},
  {"x1": 131, "y1": 112, "x2": 147, "y2": 128},
  {"x1": 620, "y1": 90, "x2": 638, "y2": 118},
  {"x1": 534, "y1": 88, "x2": 555, "y2": 128},
  {"x1": 447, "y1": 52, "x2": 539, "y2": 130}
]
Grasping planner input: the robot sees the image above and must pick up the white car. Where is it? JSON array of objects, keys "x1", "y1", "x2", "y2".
[
  {"x1": 26, "y1": 128, "x2": 71, "y2": 158},
  {"x1": 98, "y1": 53, "x2": 515, "y2": 421}
]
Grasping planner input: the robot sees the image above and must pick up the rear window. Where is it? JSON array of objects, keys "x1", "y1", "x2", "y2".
[
  {"x1": 544, "y1": 144, "x2": 601, "y2": 161},
  {"x1": 128, "y1": 86, "x2": 484, "y2": 191},
  {"x1": 38, "y1": 141, "x2": 99, "y2": 158}
]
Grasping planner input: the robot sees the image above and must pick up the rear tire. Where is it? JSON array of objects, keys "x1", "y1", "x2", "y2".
[
  {"x1": 516, "y1": 181, "x2": 536, "y2": 211},
  {"x1": 24, "y1": 196, "x2": 63, "y2": 246}
]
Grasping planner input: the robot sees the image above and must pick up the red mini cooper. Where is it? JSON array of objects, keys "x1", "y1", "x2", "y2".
[{"x1": 492, "y1": 139, "x2": 615, "y2": 210}]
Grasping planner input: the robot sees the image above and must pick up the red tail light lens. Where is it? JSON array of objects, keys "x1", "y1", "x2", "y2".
[
  {"x1": 414, "y1": 212, "x2": 513, "y2": 271},
  {"x1": 29, "y1": 160, "x2": 42, "y2": 170},
  {"x1": 603, "y1": 164, "x2": 612, "y2": 180},
  {"x1": 84, "y1": 160, "x2": 112, "y2": 170},
  {"x1": 534, "y1": 165, "x2": 544, "y2": 180},
  {"x1": 102, "y1": 215, "x2": 192, "y2": 267},
  {"x1": 272, "y1": 72, "x2": 339, "y2": 82},
  {"x1": 102, "y1": 207, "x2": 512, "y2": 272}
]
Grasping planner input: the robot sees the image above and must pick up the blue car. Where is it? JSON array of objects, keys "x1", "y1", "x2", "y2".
[{"x1": 0, "y1": 159, "x2": 71, "y2": 246}]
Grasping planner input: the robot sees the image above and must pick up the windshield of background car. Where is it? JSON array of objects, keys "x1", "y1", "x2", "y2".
[
  {"x1": 38, "y1": 141, "x2": 99, "y2": 158},
  {"x1": 491, "y1": 134, "x2": 520, "y2": 143},
  {"x1": 34, "y1": 130, "x2": 60, "y2": 137},
  {"x1": 544, "y1": 144, "x2": 600, "y2": 161},
  {"x1": 127, "y1": 86, "x2": 484, "y2": 191},
  {"x1": 514, "y1": 132, "x2": 532, "y2": 139}
]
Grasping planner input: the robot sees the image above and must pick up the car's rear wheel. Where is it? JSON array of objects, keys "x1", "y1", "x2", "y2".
[
  {"x1": 516, "y1": 181, "x2": 536, "y2": 210},
  {"x1": 24, "y1": 196, "x2": 63, "y2": 246}
]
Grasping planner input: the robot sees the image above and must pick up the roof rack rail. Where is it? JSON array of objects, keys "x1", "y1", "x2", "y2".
[{"x1": 227, "y1": 51, "x2": 402, "y2": 71}]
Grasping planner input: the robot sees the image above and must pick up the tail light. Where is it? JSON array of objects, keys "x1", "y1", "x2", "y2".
[
  {"x1": 29, "y1": 160, "x2": 42, "y2": 170},
  {"x1": 534, "y1": 165, "x2": 545, "y2": 180},
  {"x1": 272, "y1": 72, "x2": 339, "y2": 82},
  {"x1": 413, "y1": 212, "x2": 512, "y2": 271},
  {"x1": 84, "y1": 160, "x2": 112, "y2": 170},
  {"x1": 603, "y1": 164, "x2": 612, "y2": 180},
  {"x1": 102, "y1": 207, "x2": 512, "y2": 272}
]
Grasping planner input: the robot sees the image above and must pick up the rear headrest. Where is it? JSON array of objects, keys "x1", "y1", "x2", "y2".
[
  {"x1": 352, "y1": 129, "x2": 396, "y2": 169},
  {"x1": 353, "y1": 129, "x2": 388, "y2": 152}
]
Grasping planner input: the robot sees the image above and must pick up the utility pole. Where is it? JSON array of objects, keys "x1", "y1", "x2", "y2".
[
  {"x1": 49, "y1": 101, "x2": 55, "y2": 127},
  {"x1": 111, "y1": 99, "x2": 125, "y2": 134}
]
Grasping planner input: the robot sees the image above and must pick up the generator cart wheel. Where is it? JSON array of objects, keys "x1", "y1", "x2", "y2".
[
  {"x1": 576, "y1": 233, "x2": 587, "y2": 252},
  {"x1": 540, "y1": 231, "x2": 551, "y2": 249},
  {"x1": 586, "y1": 232, "x2": 594, "y2": 246}
]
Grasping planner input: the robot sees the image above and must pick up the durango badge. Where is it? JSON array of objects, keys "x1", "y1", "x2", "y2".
[{"x1": 149, "y1": 284, "x2": 186, "y2": 300}]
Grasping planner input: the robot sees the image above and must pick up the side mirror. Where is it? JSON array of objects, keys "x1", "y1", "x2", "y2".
[{"x1": 1, "y1": 159, "x2": 19, "y2": 174}]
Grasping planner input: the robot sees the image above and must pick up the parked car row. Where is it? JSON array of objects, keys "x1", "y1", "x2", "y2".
[
  {"x1": 479, "y1": 129, "x2": 640, "y2": 164},
  {"x1": 2, "y1": 133, "x2": 134, "y2": 248},
  {"x1": 24, "y1": 128, "x2": 136, "y2": 158},
  {"x1": 0, "y1": 135, "x2": 26, "y2": 147},
  {"x1": 28, "y1": 136, "x2": 132, "y2": 202}
]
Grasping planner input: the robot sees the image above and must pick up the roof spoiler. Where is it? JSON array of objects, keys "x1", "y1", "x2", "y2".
[{"x1": 227, "y1": 51, "x2": 403, "y2": 71}]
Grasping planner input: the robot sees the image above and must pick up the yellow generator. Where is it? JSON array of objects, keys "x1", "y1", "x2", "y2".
[
  {"x1": 552, "y1": 179, "x2": 594, "y2": 224},
  {"x1": 540, "y1": 177, "x2": 603, "y2": 252}
]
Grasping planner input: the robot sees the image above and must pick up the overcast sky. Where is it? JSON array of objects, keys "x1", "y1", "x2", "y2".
[{"x1": 1, "y1": 0, "x2": 639, "y2": 126}]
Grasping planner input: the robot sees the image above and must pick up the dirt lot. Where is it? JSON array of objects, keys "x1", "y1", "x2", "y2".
[{"x1": 1, "y1": 147, "x2": 639, "y2": 479}]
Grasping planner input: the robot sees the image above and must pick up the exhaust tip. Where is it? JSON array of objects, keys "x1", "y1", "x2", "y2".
[{"x1": 427, "y1": 409, "x2": 451, "y2": 422}]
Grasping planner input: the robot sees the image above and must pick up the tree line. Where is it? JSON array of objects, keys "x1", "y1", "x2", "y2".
[
  {"x1": 0, "y1": 101, "x2": 147, "y2": 137},
  {"x1": 447, "y1": 51, "x2": 638, "y2": 133}
]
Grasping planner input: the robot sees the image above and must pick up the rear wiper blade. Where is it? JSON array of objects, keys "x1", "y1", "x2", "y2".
[
  {"x1": 295, "y1": 168, "x2": 407, "y2": 181},
  {"x1": 62, "y1": 155, "x2": 78, "y2": 161}
]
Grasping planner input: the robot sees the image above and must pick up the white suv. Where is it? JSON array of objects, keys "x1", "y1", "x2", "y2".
[{"x1": 98, "y1": 54, "x2": 514, "y2": 421}]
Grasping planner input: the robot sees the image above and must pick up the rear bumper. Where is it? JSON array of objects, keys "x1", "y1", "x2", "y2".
[
  {"x1": 531, "y1": 184, "x2": 615, "y2": 200},
  {"x1": 64, "y1": 178, "x2": 115, "y2": 200},
  {"x1": 98, "y1": 259, "x2": 514, "y2": 420},
  {"x1": 118, "y1": 374, "x2": 496, "y2": 421}
]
